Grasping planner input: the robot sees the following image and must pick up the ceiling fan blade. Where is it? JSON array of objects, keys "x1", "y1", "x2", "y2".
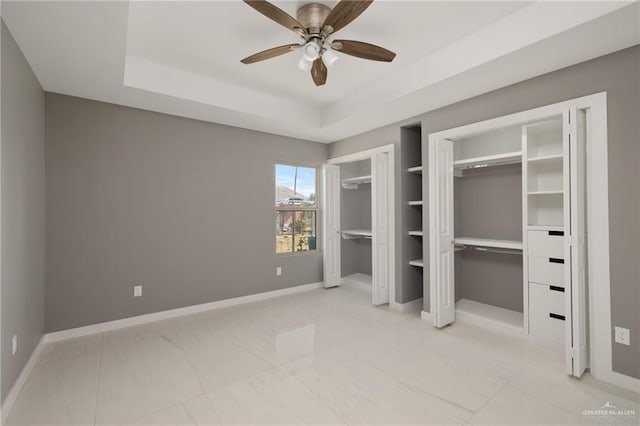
[
  {"x1": 241, "y1": 43, "x2": 301, "y2": 64},
  {"x1": 243, "y1": 0, "x2": 306, "y2": 34},
  {"x1": 311, "y1": 58, "x2": 327, "y2": 86},
  {"x1": 322, "y1": 0, "x2": 373, "y2": 35},
  {"x1": 332, "y1": 40, "x2": 396, "y2": 62}
]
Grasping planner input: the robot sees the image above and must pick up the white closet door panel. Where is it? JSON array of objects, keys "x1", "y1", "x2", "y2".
[
  {"x1": 322, "y1": 164, "x2": 341, "y2": 288},
  {"x1": 372, "y1": 153, "x2": 390, "y2": 305},
  {"x1": 429, "y1": 138, "x2": 455, "y2": 327},
  {"x1": 567, "y1": 107, "x2": 589, "y2": 377}
]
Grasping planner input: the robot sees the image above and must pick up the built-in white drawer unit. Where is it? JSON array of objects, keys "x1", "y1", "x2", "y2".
[
  {"x1": 528, "y1": 256, "x2": 565, "y2": 287},
  {"x1": 528, "y1": 282, "x2": 565, "y2": 344},
  {"x1": 527, "y1": 229, "x2": 564, "y2": 258}
]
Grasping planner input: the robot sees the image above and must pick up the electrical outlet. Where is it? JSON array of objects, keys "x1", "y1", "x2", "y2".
[
  {"x1": 134, "y1": 285, "x2": 142, "y2": 297},
  {"x1": 12, "y1": 335, "x2": 17, "y2": 355},
  {"x1": 614, "y1": 327, "x2": 630, "y2": 345},
  {"x1": 276, "y1": 267, "x2": 282, "y2": 276}
]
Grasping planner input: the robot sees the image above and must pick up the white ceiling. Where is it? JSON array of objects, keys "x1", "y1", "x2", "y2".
[{"x1": 2, "y1": 1, "x2": 639, "y2": 143}]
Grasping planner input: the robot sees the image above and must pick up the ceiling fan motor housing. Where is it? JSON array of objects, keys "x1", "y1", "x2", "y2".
[{"x1": 296, "y1": 3, "x2": 331, "y2": 34}]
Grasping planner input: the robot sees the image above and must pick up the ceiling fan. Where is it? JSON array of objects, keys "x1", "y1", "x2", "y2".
[{"x1": 240, "y1": 0, "x2": 396, "y2": 86}]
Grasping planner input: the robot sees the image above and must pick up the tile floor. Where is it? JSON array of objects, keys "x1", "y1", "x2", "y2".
[{"x1": 5, "y1": 283, "x2": 639, "y2": 425}]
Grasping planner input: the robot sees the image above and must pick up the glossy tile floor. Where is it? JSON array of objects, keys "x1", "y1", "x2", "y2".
[{"x1": 6, "y1": 283, "x2": 639, "y2": 425}]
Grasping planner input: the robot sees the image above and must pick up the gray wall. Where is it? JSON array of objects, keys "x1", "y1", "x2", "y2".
[
  {"x1": 45, "y1": 94, "x2": 327, "y2": 332},
  {"x1": 329, "y1": 46, "x2": 640, "y2": 379},
  {"x1": 1, "y1": 20, "x2": 46, "y2": 402}
]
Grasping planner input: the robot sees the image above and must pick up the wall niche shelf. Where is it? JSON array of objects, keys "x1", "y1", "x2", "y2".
[
  {"x1": 454, "y1": 151, "x2": 522, "y2": 170},
  {"x1": 528, "y1": 190, "x2": 564, "y2": 196},
  {"x1": 408, "y1": 200, "x2": 423, "y2": 206},
  {"x1": 409, "y1": 259, "x2": 424, "y2": 267},
  {"x1": 341, "y1": 175, "x2": 371, "y2": 189},
  {"x1": 341, "y1": 229, "x2": 372, "y2": 240},
  {"x1": 409, "y1": 230, "x2": 424, "y2": 237},
  {"x1": 408, "y1": 165, "x2": 423, "y2": 174}
]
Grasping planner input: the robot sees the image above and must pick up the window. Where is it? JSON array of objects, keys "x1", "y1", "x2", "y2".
[{"x1": 275, "y1": 164, "x2": 318, "y2": 254}]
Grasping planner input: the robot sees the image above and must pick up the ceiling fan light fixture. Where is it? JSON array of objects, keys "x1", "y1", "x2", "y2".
[
  {"x1": 321, "y1": 49, "x2": 338, "y2": 68},
  {"x1": 301, "y1": 40, "x2": 321, "y2": 62},
  {"x1": 297, "y1": 56, "x2": 313, "y2": 72}
]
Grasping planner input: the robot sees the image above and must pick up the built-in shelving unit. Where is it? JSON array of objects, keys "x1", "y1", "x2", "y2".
[
  {"x1": 524, "y1": 117, "x2": 566, "y2": 228},
  {"x1": 401, "y1": 125, "x2": 424, "y2": 304},
  {"x1": 341, "y1": 229, "x2": 372, "y2": 239},
  {"x1": 454, "y1": 151, "x2": 522, "y2": 170},
  {"x1": 409, "y1": 259, "x2": 424, "y2": 268},
  {"x1": 341, "y1": 175, "x2": 372, "y2": 189},
  {"x1": 453, "y1": 237, "x2": 523, "y2": 251}
]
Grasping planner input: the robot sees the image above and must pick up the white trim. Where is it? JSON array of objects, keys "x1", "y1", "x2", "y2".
[
  {"x1": 420, "y1": 310, "x2": 433, "y2": 321},
  {"x1": 327, "y1": 144, "x2": 396, "y2": 309},
  {"x1": 0, "y1": 336, "x2": 46, "y2": 424},
  {"x1": 428, "y1": 92, "x2": 637, "y2": 389},
  {"x1": 327, "y1": 144, "x2": 395, "y2": 165},
  {"x1": 44, "y1": 282, "x2": 322, "y2": 343}
]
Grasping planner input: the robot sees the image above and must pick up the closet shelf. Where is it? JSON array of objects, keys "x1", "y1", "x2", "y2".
[
  {"x1": 341, "y1": 175, "x2": 371, "y2": 189},
  {"x1": 527, "y1": 225, "x2": 565, "y2": 232},
  {"x1": 454, "y1": 151, "x2": 522, "y2": 170},
  {"x1": 528, "y1": 190, "x2": 563, "y2": 195},
  {"x1": 408, "y1": 230, "x2": 423, "y2": 237},
  {"x1": 408, "y1": 165, "x2": 423, "y2": 174},
  {"x1": 527, "y1": 154, "x2": 563, "y2": 163},
  {"x1": 408, "y1": 200, "x2": 423, "y2": 206},
  {"x1": 409, "y1": 259, "x2": 424, "y2": 267},
  {"x1": 341, "y1": 229, "x2": 372, "y2": 239},
  {"x1": 453, "y1": 237, "x2": 523, "y2": 251}
]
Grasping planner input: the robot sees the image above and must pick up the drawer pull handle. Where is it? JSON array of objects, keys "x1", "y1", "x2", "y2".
[
  {"x1": 549, "y1": 258, "x2": 564, "y2": 264},
  {"x1": 549, "y1": 313, "x2": 565, "y2": 321},
  {"x1": 548, "y1": 231, "x2": 564, "y2": 236},
  {"x1": 550, "y1": 285, "x2": 565, "y2": 292}
]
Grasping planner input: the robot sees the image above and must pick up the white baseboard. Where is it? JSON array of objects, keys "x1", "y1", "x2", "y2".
[
  {"x1": 390, "y1": 298, "x2": 423, "y2": 313},
  {"x1": 420, "y1": 310, "x2": 433, "y2": 321},
  {"x1": 594, "y1": 369, "x2": 640, "y2": 394},
  {"x1": 44, "y1": 282, "x2": 323, "y2": 343},
  {"x1": 1, "y1": 336, "x2": 46, "y2": 424}
]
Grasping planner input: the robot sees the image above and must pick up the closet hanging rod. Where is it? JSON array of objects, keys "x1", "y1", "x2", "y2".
[{"x1": 460, "y1": 246, "x2": 522, "y2": 256}]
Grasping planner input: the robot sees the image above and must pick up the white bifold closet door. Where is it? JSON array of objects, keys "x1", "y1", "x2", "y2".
[
  {"x1": 322, "y1": 164, "x2": 341, "y2": 288},
  {"x1": 371, "y1": 152, "x2": 390, "y2": 305},
  {"x1": 429, "y1": 139, "x2": 455, "y2": 327},
  {"x1": 566, "y1": 107, "x2": 588, "y2": 377}
]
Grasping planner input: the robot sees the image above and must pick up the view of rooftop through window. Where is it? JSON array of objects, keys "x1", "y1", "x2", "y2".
[
  {"x1": 275, "y1": 164, "x2": 317, "y2": 254},
  {"x1": 275, "y1": 164, "x2": 316, "y2": 207}
]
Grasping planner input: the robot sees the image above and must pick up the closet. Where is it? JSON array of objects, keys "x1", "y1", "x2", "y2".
[
  {"x1": 340, "y1": 159, "x2": 373, "y2": 290},
  {"x1": 428, "y1": 103, "x2": 588, "y2": 378},
  {"x1": 322, "y1": 146, "x2": 395, "y2": 306}
]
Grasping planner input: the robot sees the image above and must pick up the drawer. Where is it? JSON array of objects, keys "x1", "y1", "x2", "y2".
[
  {"x1": 528, "y1": 230, "x2": 565, "y2": 258},
  {"x1": 529, "y1": 282, "x2": 565, "y2": 344},
  {"x1": 528, "y1": 256, "x2": 565, "y2": 287}
]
